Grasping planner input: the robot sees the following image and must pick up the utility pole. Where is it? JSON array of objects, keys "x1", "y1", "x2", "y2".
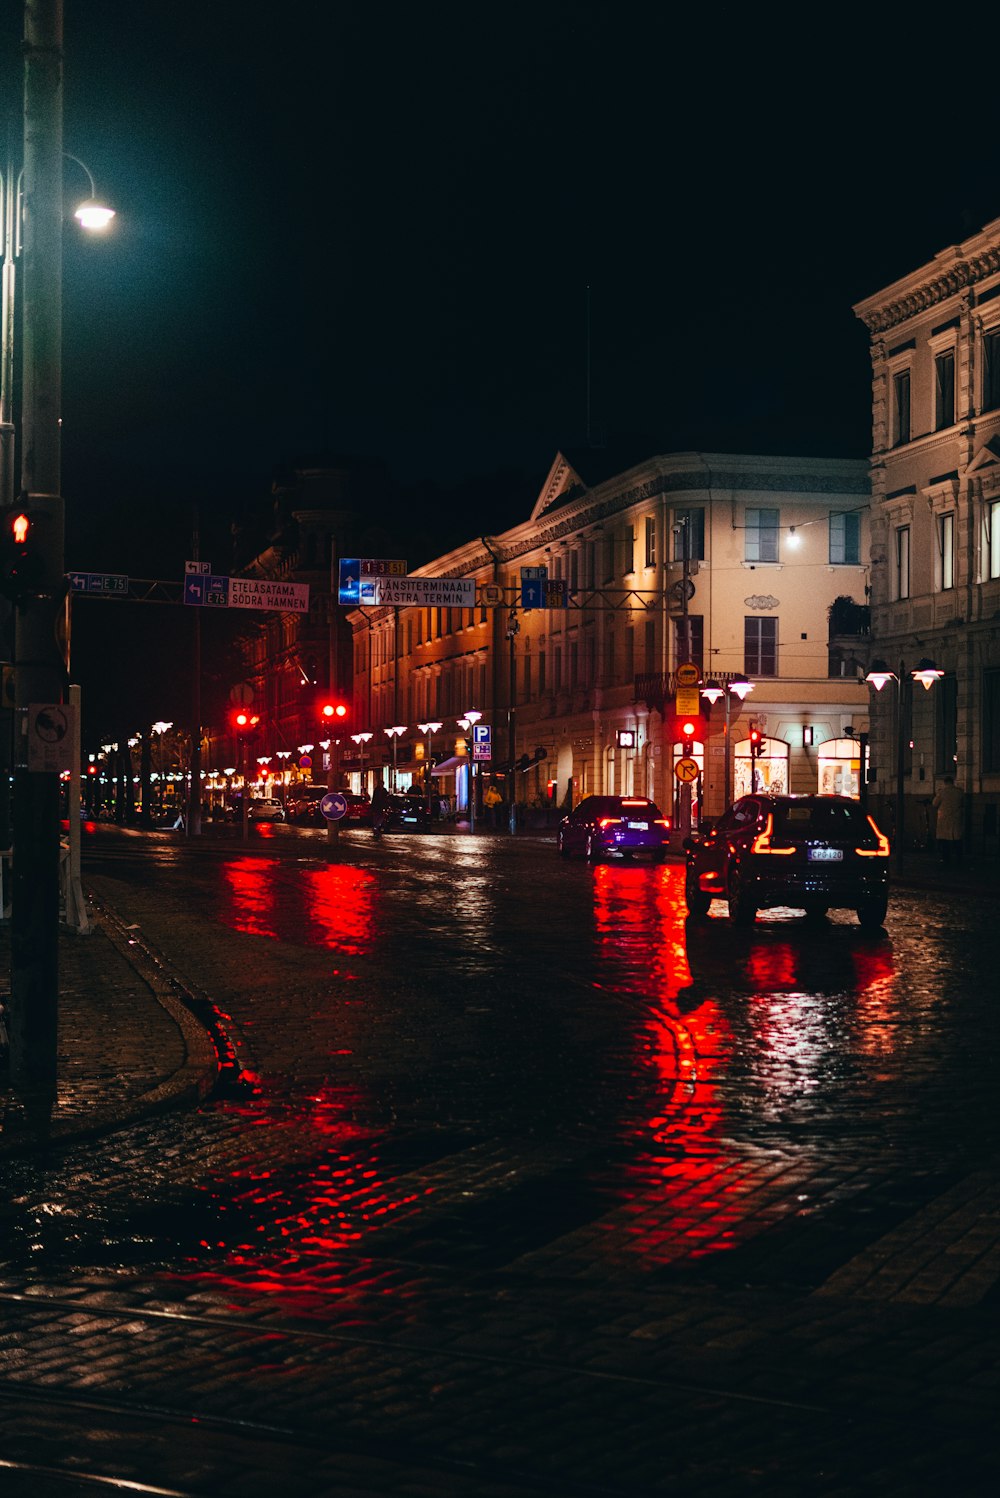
[
  {"x1": 10, "y1": 0, "x2": 65, "y2": 1096},
  {"x1": 186, "y1": 505, "x2": 202, "y2": 836}
]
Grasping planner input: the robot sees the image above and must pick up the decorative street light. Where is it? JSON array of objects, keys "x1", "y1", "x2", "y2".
[
  {"x1": 864, "y1": 656, "x2": 943, "y2": 873},
  {"x1": 417, "y1": 721, "x2": 442, "y2": 812},
  {"x1": 384, "y1": 725, "x2": 406, "y2": 791},
  {"x1": 274, "y1": 750, "x2": 291, "y2": 806},
  {"x1": 457, "y1": 709, "x2": 482, "y2": 833},
  {"x1": 700, "y1": 674, "x2": 754, "y2": 811}
]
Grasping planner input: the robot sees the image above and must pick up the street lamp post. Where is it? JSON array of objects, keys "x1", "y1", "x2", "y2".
[
  {"x1": 384, "y1": 725, "x2": 405, "y2": 791},
  {"x1": 417, "y1": 721, "x2": 442, "y2": 812},
  {"x1": 865, "y1": 657, "x2": 943, "y2": 874},
  {"x1": 699, "y1": 674, "x2": 754, "y2": 812},
  {"x1": 275, "y1": 750, "x2": 291, "y2": 806},
  {"x1": 457, "y1": 709, "x2": 482, "y2": 833},
  {"x1": 351, "y1": 732, "x2": 373, "y2": 794}
]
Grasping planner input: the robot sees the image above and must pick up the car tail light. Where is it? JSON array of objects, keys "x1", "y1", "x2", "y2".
[
  {"x1": 856, "y1": 814, "x2": 890, "y2": 857},
  {"x1": 750, "y1": 813, "x2": 795, "y2": 855},
  {"x1": 654, "y1": 818, "x2": 671, "y2": 829},
  {"x1": 598, "y1": 817, "x2": 622, "y2": 829}
]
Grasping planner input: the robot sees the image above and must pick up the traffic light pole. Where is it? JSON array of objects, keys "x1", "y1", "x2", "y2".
[{"x1": 10, "y1": 1, "x2": 65, "y2": 1100}]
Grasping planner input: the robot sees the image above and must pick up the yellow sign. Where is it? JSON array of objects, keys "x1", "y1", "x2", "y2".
[
  {"x1": 676, "y1": 663, "x2": 700, "y2": 687},
  {"x1": 675, "y1": 756, "x2": 699, "y2": 782},
  {"x1": 675, "y1": 686, "x2": 701, "y2": 715}
]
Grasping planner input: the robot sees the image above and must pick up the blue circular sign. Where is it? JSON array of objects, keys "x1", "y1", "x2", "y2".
[{"x1": 320, "y1": 791, "x2": 348, "y2": 822}]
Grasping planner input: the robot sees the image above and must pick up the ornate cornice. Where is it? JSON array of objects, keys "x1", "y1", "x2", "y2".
[{"x1": 858, "y1": 247, "x2": 1000, "y2": 334}]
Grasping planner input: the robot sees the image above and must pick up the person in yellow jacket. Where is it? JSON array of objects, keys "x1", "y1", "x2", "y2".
[{"x1": 483, "y1": 781, "x2": 503, "y2": 829}]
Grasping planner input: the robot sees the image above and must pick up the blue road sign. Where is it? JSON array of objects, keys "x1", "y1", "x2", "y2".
[
  {"x1": 521, "y1": 578, "x2": 547, "y2": 609},
  {"x1": 205, "y1": 575, "x2": 229, "y2": 606},
  {"x1": 68, "y1": 571, "x2": 130, "y2": 595},
  {"x1": 321, "y1": 791, "x2": 348, "y2": 822},
  {"x1": 184, "y1": 574, "x2": 230, "y2": 606},
  {"x1": 472, "y1": 723, "x2": 491, "y2": 744}
]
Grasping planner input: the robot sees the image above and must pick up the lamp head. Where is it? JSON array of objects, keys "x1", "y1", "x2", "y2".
[
  {"x1": 912, "y1": 658, "x2": 944, "y2": 691},
  {"x1": 865, "y1": 658, "x2": 896, "y2": 692},
  {"x1": 700, "y1": 680, "x2": 724, "y2": 706},
  {"x1": 729, "y1": 676, "x2": 754, "y2": 701},
  {"x1": 74, "y1": 198, "x2": 116, "y2": 231}
]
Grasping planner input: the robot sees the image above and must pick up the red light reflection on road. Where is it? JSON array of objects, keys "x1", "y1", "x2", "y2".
[
  {"x1": 219, "y1": 860, "x2": 375, "y2": 954},
  {"x1": 851, "y1": 941, "x2": 900, "y2": 1055},
  {"x1": 590, "y1": 865, "x2": 770, "y2": 1266},
  {"x1": 170, "y1": 1081, "x2": 428, "y2": 1315},
  {"x1": 301, "y1": 865, "x2": 374, "y2": 955},
  {"x1": 221, "y1": 859, "x2": 281, "y2": 939}
]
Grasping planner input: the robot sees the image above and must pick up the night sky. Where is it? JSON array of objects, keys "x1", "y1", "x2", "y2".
[{"x1": 3, "y1": 4, "x2": 999, "y2": 731}]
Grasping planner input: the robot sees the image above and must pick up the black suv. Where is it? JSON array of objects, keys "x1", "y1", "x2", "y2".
[{"x1": 683, "y1": 794, "x2": 890, "y2": 928}]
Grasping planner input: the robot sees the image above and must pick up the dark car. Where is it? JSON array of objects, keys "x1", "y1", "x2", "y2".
[
  {"x1": 557, "y1": 795, "x2": 671, "y2": 862},
  {"x1": 683, "y1": 793, "x2": 890, "y2": 928},
  {"x1": 285, "y1": 784, "x2": 327, "y2": 825},
  {"x1": 383, "y1": 792, "x2": 432, "y2": 832},
  {"x1": 342, "y1": 792, "x2": 373, "y2": 827}
]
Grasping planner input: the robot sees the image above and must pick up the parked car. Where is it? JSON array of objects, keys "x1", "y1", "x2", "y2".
[
  {"x1": 383, "y1": 792, "x2": 432, "y2": 833},
  {"x1": 285, "y1": 784, "x2": 327, "y2": 825},
  {"x1": 342, "y1": 792, "x2": 373, "y2": 827},
  {"x1": 557, "y1": 795, "x2": 671, "y2": 862},
  {"x1": 247, "y1": 796, "x2": 285, "y2": 823},
  {"x1": 682, "y1": 793, "x2": 890, "y2": 928}
]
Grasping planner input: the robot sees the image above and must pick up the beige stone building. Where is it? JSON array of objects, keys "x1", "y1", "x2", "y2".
[
  {"x1": 348, "y1": 450, "x2": 871, "y2": 825},
  {"x1": 854, "y1": 217, "x2": 1000, "y2": 850}
]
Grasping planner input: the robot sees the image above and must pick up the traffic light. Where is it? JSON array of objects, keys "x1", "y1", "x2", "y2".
[
  {"x1": 320, "y1": 701, "x2": 349, "y2": 724},
  {"x1": 0, "y1": 507, "x2": 43, "y2": 602},
  {"x1": 671, "y1": 712, "x2": 704, "y2": 753},
  {"x1": 749, "y1": 727, "x2": 763, "y2": 758},
  {"x1": 231, "y1": 709, "x2": 260, "y2": 735}
]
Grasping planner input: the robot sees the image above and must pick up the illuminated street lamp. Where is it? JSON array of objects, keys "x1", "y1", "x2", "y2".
[
  {"x1": 700, "y1": 674, "x2": 754, "y2": 809},
  {"x1": 457, "y1": 709, "x2": 482, "y2": 833},
  {"x1": 417, "y1": 721, "x2": 442, "y2": 810},
  {"x1": 864, "y1": 656, "x2": 943, "y2": 873},
  {"x1": 384, "y1": 725, "x2": 406, "y2": 791}
]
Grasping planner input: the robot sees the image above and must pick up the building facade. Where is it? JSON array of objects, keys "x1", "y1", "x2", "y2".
[
  {"x1": 348, "y1": 450, "x2": 871, "y2": 824},
  {"x1": 854, "y1": 217, "x2": 1000, "y2": 850}
]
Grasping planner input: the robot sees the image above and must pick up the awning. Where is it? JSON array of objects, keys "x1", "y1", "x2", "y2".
[{"x1": 431, "y1": 756, "x2": 465, "y2": 777}]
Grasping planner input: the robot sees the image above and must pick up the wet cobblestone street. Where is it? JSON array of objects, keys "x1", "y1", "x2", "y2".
[{"x1": 1, "y1": 827, "x2": 998, "y2": 1495}]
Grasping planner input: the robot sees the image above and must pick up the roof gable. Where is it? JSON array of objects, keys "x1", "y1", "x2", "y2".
[{"x1": 529, "y1": 452, "x2": 588, "y2": 523}]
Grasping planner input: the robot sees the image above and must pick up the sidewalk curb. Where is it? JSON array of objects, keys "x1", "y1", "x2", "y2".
[{"x1": 0, "y1": 896, "x2": 219, "y2": 1159}]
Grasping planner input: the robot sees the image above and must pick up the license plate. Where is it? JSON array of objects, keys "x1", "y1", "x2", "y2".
[
  {"x1": 808, "y1": 847, "x2": 843, "y2": 862},
  {"x1": 626, "y1": 821, "x2": 649, "y2": 831}
]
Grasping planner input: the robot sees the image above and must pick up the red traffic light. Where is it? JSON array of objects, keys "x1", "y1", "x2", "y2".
[
  {"x1": 748, "y1": 727, "x2": 763, "y2": 757},
  {"x1": 320, "y1": 702, "x2": 348, "y2": 721},
  {"x1": 231, "y1": 710, "x2": 260, "y2": 733},
  {"x1": 1, "y1": 506, "x2": 43, "y2": 601}
]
